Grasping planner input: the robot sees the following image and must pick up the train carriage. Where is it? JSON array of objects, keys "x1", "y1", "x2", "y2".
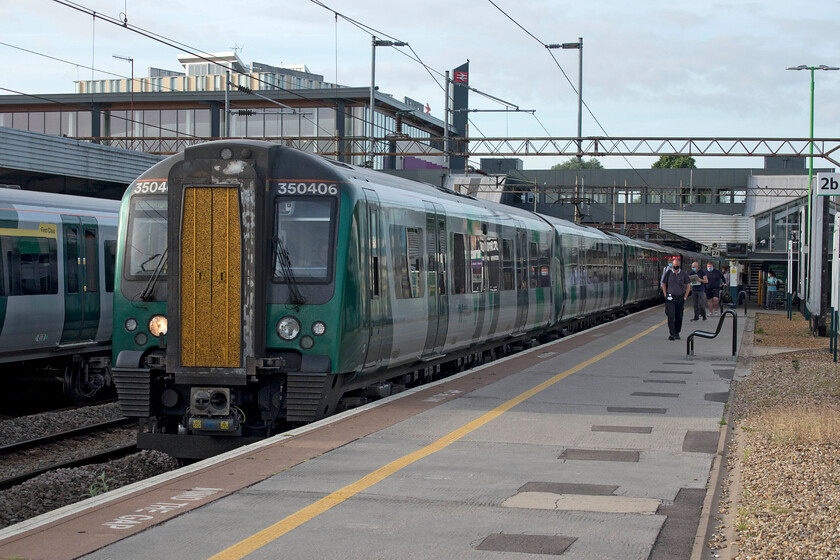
[
  {"x1": 113, "y1": 141, "x2": 687, "y2": 458},
  {"x1": 0, "y1": 188, "x2": 119, "y2": 400}
]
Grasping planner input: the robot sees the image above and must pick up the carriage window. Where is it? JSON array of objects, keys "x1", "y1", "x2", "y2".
[
  {"x1": 1, "y1": 235, "x2": 58, "y2": 296},
  {"x1": 470, "y1": 236, "x2": 484, "y2": 293},
  {"x1": 126, "y1": 197, "x2": 168, "y2": 278},
  {"x1": 502, "y1": 239, "x2": 514, "y2": 290},
  {"x1": 393, "y1": 226, "x2": 422, "y2": 299},
  {"x1": 452, "y1": 233, "x2": 467, "y2": 295},
  {"x1": 487, "y1": 237, "x2": 500, "y2": 292},
  {"x1": 273, "y1": 198, "x2": 335, "y2": 283}
]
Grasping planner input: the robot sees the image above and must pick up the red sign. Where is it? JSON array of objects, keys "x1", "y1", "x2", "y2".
[
  {"x1": 454, "y1": 71, "x2": 468, "y2": 83},
  {"x1": 425, "y1": 103, "x2": 431, "y2": 114}
]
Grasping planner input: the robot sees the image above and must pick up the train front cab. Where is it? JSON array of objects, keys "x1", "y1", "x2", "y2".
[{"x1": 113, "y1": 142, "x2": 348, "y2": 458}]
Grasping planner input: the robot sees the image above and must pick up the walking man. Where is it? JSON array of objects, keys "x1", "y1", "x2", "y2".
[
  {"x1": 689, "y1": 261, "x2": 708, "y2": 321},
  {"x1": 661, "y1": 258, "x2": 691, "y2": 340},
  {"x1": 705, "y1": 263, "x2": 727, "y2": 315}
]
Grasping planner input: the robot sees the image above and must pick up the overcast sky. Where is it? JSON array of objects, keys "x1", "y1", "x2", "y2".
[{"x1": 2, "y1": 0, "x2": 839, "y2": 169}]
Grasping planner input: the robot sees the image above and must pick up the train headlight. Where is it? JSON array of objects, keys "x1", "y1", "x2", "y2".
[
  {"x1": 277, "y1": 316, "x2": 301, "y2": 340},
  {"x1": 312, "y1": 321, "x2": 327, "y2": 336},
  {"x1": 125, "y1": 318, "x2": 138, "y2": 332},
  {"x1": 149, "y1": 315, "x2": 168, "y2": 337},
  {"x1": 300, "y1": 336, "x2": 314, "y2": 350}
]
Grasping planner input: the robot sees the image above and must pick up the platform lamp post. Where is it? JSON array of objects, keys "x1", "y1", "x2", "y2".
[
  {"x1": 547, "y1": 38, "x2": 583, "y2": 162},
  {"x1": 786, "y1": 64, "x2": 839, "y2": 319},
  {"x1": 113, "y1": 54, "x2": 134, "y2": 148},
  {"x1": 369, "y1": 37, "x2": 407, "y2": 168}
]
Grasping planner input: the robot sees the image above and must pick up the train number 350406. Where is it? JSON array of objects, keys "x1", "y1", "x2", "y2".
[{"x1": 277, "y1": 182, "x2": 338, "y2": 195}]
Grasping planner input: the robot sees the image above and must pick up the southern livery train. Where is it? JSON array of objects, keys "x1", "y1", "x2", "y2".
[
  {"x1": 0, "y1": 187, "x2": 119, "y2": 401},
  {"x1": 113, "y1": 140, "x2": 687, "y2": 458}
]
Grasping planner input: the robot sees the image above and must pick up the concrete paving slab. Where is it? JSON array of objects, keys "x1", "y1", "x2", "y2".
[{"x1": 502, "y1": 491, "x2": 661, "y2": 514}]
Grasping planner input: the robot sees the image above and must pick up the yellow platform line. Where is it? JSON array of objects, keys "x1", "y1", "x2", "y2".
[{"x1": 209, "y1": 318, "x2": 667, "y2": 560}]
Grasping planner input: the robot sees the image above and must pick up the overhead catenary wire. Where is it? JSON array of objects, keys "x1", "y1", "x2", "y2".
[{"x1": 485, "y1": 0, "x2": 652, "y2": 186}]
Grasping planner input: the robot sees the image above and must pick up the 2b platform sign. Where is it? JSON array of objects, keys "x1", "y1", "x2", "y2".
[{"x1": 817, "y1": 173, "x2": 840, "y2": 196}]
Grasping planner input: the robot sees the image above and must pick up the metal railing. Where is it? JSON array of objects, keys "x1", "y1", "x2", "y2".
[{"x1": 686, "y1": 308, "x2": 738, "y2": 361}]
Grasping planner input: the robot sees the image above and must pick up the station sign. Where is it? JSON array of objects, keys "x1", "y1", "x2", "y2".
[{"x1": 817, "y1": 172, "x2": 840, "y2": 196}]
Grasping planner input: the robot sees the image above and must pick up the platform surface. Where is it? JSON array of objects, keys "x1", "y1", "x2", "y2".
[{"x1": 0, "y1": 306, "x2": 746, "y2": 560}]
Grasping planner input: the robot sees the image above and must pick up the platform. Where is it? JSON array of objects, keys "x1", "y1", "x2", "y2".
[{"x1": 0, "y1": 305, "x2": 747, "y2": 560}]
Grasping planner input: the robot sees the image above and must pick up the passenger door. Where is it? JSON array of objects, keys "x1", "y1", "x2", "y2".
[
  {"x1": 514, "y1": 221, "x2": 528, "y2": 333},
  {"x1": 422, "y1": 201, "x2": 448, "y2": 358},
  {"x1": 61, "y1": 219, "x2": 101, "y2": 343},
  {"x1": 362, "y1": 189, "x2": 384, "y2": 369}
]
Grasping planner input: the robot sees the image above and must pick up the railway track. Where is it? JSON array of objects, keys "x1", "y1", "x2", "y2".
[{"x1": 0, "y1": 418, "x2": 137, "y2": 491}]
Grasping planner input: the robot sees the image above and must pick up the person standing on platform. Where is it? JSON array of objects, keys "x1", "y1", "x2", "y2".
[
  {"x1": 689, "y1": 261, "x2": 708, "y2": 321},
  {"x1": 705, "y1": 263, "x2": 726, "y2": 315},
  {"x1": 765, "y1": 270, "x2": 779, "y2": 309},
  {"x1": 661, "y1": 258, "x2": 691, "y2": 340}
]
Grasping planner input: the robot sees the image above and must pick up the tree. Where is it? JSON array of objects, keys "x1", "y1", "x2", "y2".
[
  {"x1": 651, "y1": 155, "x2": 696, "y2": 169},
  {"x1": 551, "y1": 157, "x2": 603, "y2": 170}
]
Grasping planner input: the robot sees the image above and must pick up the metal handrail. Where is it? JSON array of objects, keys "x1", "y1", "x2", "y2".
[{"x1": 686, "y1": 308, "x2": 738, "y2": 361}]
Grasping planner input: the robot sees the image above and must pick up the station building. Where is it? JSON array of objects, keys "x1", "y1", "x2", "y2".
[{"x1": 0, "y1": 52, "x2": 836, "y2": 322}]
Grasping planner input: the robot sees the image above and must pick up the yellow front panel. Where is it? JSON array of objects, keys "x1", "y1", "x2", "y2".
[{"x1": 181, "y1": 186, "x2": 241, "y2": 368}]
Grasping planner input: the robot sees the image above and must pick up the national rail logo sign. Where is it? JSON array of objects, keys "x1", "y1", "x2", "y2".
[{"x1": 454, "y1": 71, "x2": 469, "y2": 84}]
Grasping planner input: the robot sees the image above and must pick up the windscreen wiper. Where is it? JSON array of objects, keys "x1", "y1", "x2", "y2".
[
  {"x1": 273, "y1": 235, "x2": 306, "y2": 305},
  {"x1": 139, "y1": 247, "x2": 168, "y2": 302}
]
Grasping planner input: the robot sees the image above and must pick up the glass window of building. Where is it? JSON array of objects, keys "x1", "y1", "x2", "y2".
[
  {"x1": 28, "y1": 112, "x2": 45, "y2": 134},
  {"x1": 45, "y1": 112, "x2": 61, "y2": 135},
  {"x1": 160, "y1": 110, "x2": 177, "y2": 137},
  {"x1": 755, "y1": 214, "x2": 771, "y2": 251}
]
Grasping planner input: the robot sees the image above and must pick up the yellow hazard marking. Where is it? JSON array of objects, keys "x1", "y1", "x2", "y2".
[
  {"x1": 192, "y1": 420, "x2": 202, "y2": 429},
  {"x1": 208, "y1": 318, "x2": 667, "y2": 560}
]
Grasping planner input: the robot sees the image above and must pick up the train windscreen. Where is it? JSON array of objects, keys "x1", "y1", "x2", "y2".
[
  {"x1": 126, "y1": 196, "x2": 168, "y2": 278},
  {"x1": 273, "y1": 198, "x2": 335, "y2": 283}
]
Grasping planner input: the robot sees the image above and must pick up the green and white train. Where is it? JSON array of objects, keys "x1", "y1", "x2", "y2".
[
  {"x1": 0, "y1": 188, "x2": 119, "y2": 401},
  {"x1": 112, "y1": 140, "x2": 677, "y2": 458}
]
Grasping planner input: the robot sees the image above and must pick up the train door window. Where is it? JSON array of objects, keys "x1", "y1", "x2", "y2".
[
  {"x1": 65, "y1": 226, "x2": 80, "y2": 294},
  {"x1": 394, "y1": 226, "x2": 422, "y2": 299},
  {"x1": 370, "y1": 210, "x2": 379, "y2": 298},
  {"x1": 1, "y1": 235, "x2": 58, "y2": 296},
  {"x1": 539, "y1": 241, "x2": 551, "y2": 287},
  {"x1": 470, "y1": 236, "x2": 484, "y2": 293},
  {"x1": 104, "y1": 240, "x2": 116, "y2": 293},
  {"x1": 84, "y1": 228, "x2": 98, "y2": 293},
  {"x1": 486, "y1": 237, "x2": 500, "y2": 292},
  {"x1": 528, "y1": 242, "x2": 539, "y2": 289},
  {"x1": 437, "y1": 217, "x2": 446, "y2": 295},
  {"x1": 452, "y1": 233, "x2": 467, "y2": 294},
  {"x1": 502, "y1": 239, "x2": 514, "y2": 291},
  {"x1": 516, "y1": 234, "x2": 527, "y2": 289}
]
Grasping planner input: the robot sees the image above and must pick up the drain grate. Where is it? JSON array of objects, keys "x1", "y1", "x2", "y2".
[
  {"x1": 643, "y1": 379, "x2": 686, "y2": 384},
  {"x1": 631, "y1": 391, "x2": 680, "y2": 398},
  {"x1": 591, "y1": 425, "x2": 653, "y2": 433},
  {"x1": 683, "y1": 430, "x2": 720, "y2": 454},
  {"x1": 476, "y1": 533, "x2": 577, "y2": 555},
  {"x1": 606, "y1": 406, "x2": 667, "y2": 414},
  {"x1": 559, "y1": 448, "x2": 640, "y2": 462},
  {"x1": 518, "y1": 482, "x2": 618, "y2": 495}
]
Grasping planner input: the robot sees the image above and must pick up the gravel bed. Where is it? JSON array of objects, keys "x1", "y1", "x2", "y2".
[
  {"x1": 0, "y1": 427, "x2": 138, "y2": 480},
  {"x1": 0, "y1": 450, "x2": 180, "y2": 529},
  {"x1": 0, "y1": 402, "x2": 125, "y2": 447},
  {"x1": 728, "y1": 312, "x2": 840, "y2": 559}
]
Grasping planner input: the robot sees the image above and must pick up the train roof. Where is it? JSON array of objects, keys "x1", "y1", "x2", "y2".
[{"x1": 0, "y1": 187, "x2": 120, "y2": 215}]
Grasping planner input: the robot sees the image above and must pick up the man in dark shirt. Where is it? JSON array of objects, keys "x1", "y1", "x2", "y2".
[
  {"x1": 661, "y1": 258, "x2": 691, "y2": 340},
  {"x1": 705, "y1": 264, "x2": 727, "y2": 315},
  {"x1": 689, "y1": 261, "x2": 708, "y2": 321}
]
